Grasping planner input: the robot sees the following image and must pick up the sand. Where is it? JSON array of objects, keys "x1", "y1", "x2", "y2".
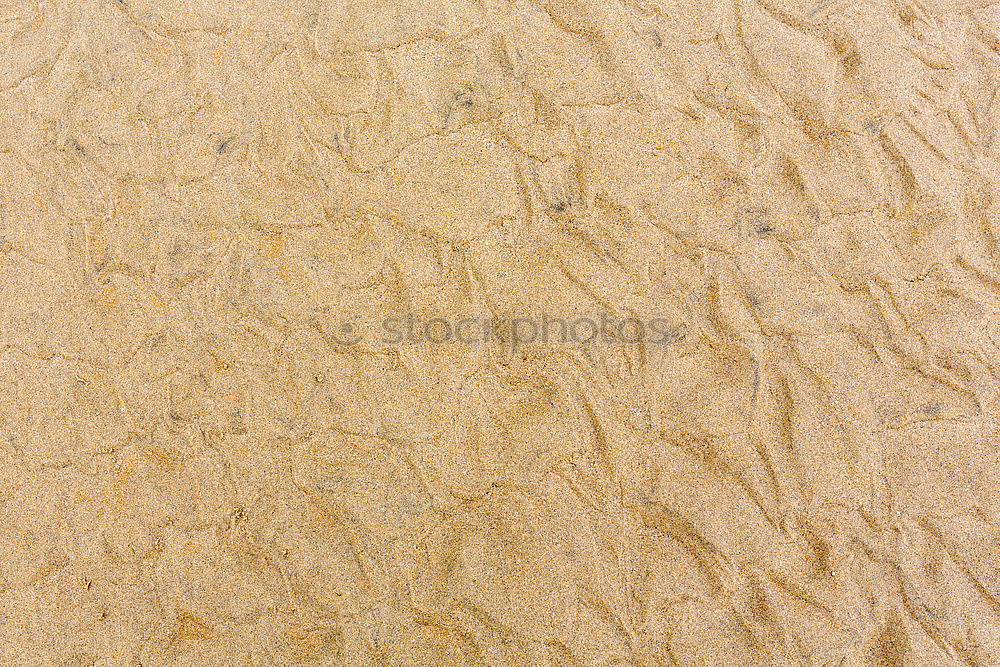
[{"x1": 1, "y1": 0, "x2": 999, "y2": 664}]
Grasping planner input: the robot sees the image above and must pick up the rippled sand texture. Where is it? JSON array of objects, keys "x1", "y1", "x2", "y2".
[{"x1": 4, "y1": 0, "x2": 1000, "y2": 664}]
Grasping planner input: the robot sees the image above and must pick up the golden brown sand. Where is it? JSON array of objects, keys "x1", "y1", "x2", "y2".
[{"x1": 1, "y1": 0, "x2": 1000, "y2": 664}]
